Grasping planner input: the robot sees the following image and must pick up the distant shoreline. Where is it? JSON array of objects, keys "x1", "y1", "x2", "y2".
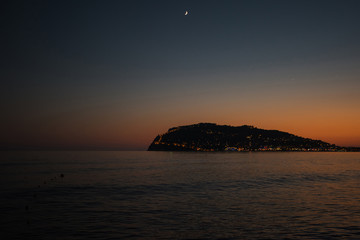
[
  {"x1": 148, "y1": 123, "x2": 360, "y2": 152},
  {"x1": 1, "y1": 149, "x2": 360, "y2": 152}
]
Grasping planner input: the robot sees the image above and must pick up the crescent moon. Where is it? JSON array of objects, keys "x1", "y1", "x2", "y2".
[{"x1": 185, "y1": 11, "x2": 188, "y2": 16}]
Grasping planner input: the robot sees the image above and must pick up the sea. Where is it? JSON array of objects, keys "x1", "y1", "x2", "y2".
[{"x1": 1, "y1": 151, "x2": 360, "y2": 239}]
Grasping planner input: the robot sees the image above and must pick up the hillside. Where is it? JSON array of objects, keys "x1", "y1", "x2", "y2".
[{"x1": 148, "y1": 123, "x2": 339, "y2": 151}]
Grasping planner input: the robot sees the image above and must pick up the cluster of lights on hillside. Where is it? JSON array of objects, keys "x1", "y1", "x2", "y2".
[{"x1": 153, "y1": 140, "x2": 342, "y2": 152}]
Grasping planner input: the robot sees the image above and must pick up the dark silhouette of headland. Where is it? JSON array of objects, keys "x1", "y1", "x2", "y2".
[{"x1": 148, "y1": 123, "x2": 355, "y2": 152}]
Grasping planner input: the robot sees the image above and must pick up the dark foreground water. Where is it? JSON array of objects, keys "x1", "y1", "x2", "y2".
[{"x1": 1, "y1": 151, "x2": 360, "y2": 239}]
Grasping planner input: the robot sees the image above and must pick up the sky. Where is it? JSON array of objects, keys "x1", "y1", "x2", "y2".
[{"x1": 1, "y1": 0, "x2": 360, "y2": 150}]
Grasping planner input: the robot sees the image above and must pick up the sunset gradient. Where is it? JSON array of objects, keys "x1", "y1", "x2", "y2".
[{"x1": 1, "y1": 0, "x2": 360, "y2": 150}]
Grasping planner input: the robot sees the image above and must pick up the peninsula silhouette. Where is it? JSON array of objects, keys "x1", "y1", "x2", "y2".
[{"x1": 148, "y1": 123, "x2": 346, "y2": 152}]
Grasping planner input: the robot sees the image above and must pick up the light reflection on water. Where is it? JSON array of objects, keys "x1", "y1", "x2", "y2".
[{"x1": 1, "y1": 151, "x2": 360, "y2": 239}]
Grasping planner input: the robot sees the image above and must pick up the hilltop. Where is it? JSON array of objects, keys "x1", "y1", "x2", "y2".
[{"x1": 148, "y1": 123, "x2": 341, "y2": 152}]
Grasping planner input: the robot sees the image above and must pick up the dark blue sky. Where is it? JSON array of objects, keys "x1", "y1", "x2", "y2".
[{"x1": 1, "y1": 0, "x2": 360, "y2": 149}]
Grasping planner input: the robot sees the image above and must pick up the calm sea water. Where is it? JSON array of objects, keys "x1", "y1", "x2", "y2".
[{"x1": 1, "y1": 151, "x2": 360, "y2": 239}]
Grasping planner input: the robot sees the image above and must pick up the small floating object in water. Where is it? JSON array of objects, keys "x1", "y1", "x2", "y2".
[
  {"x1": 43, "y1": 181, "x2": 46, "y2": 184},
  {"x1": 25, "y1": 205, "x2": 29, "y2": 211},
  {"x1": 60, "y1": 174, "x2": 64, "y2": 178}
]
